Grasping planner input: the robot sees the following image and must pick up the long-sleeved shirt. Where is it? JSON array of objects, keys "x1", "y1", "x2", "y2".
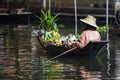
[{"x1": 78, "y1": 30, "x2": 101, "y2": 48}]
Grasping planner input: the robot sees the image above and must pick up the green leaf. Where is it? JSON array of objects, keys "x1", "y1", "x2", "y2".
[{"x1": 39, "y1": 10, "x2": 63, "y2": 32}]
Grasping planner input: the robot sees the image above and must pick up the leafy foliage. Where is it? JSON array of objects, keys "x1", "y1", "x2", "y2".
[
  {"x1": 97, "y1": 25, "x2": 109, "y2": 35},
  {"x1": 39, "y1": 10, "x2": 62, "y2": 32}
]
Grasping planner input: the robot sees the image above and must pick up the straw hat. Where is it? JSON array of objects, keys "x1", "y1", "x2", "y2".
[{"x1": 80, "y1": 15, "x2": 98, "y2": 28}]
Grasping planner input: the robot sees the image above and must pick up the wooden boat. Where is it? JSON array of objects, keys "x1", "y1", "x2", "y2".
[
  {"x1": 0, "y1": 8, "x2": 32, "y2": 24},
  {"x1": 33, "y1": 30, "x2": 108, "y2": 56}
]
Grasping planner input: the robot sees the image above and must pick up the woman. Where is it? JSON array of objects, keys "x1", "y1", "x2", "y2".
[{"x1": 72, "y1": 15, "x2": 101, "y2": 48}]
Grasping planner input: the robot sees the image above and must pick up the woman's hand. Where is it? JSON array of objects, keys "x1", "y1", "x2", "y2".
[{"x1": 71, "y1": 42, "x2": 80, "y2": 48}]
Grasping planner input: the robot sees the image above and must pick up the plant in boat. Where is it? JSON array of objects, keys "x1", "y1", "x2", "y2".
[
  {"x1": 39, "y1": 10, "x2": 65, "y2": 45},
  {"x1": 39, "y1": 10, "x2": 80, "y2": 46},
  {"x1": 39, "y1": 10, "x2": 62, "y2": 32},
  {"x1": 97, "y1": 25, "x2": 109, "y2": 35}
]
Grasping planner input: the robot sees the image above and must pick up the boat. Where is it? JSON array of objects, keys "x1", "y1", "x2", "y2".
[
  {"x1": 0, "y1": 8, "x2": 32, "y2": 24},
  {"x1": 33, "y1": 30, "x2": 108, "y2": 56}
]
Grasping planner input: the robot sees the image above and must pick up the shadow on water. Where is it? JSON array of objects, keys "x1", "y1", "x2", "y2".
[{"x1": 0, "y1": 24, "x2": 120, "y2": 80}]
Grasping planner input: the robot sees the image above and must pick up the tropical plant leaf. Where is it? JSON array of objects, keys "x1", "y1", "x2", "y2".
[{"x1": 39, "y1": 10, "x2": 62, "y2": 32}]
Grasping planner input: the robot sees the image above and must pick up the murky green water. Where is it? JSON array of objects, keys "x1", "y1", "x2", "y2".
[{"x1": 0, "y1": 24, "x2": 120, "y2": 80}]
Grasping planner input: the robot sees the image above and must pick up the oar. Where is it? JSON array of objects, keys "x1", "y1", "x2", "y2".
[{"x1": 50, "y1": 47, "x2": 77, "y2": 60}]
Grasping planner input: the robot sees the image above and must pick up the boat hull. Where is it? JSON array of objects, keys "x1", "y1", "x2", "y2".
[{"x1": 0, "y1": 12, "x2": 32, "y2": 24}]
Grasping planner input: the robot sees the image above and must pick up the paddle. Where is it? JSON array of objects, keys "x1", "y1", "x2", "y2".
[{"x1": 50, "y1": 47, "x2": 77, "y2": 60}]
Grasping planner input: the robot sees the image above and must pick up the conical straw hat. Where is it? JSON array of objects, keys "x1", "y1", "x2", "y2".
[{"x1": 80, "y1": 15, "x2": 98, "y2": 28}]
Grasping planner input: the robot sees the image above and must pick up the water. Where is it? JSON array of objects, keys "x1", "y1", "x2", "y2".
[{"x1": 0, "y1": 23, "x2": 120, "y2": 80}]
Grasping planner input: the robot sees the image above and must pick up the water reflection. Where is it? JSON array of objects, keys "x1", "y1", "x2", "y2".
[
  {"x1": 46, "y1": 56, "x2": 102, "y2": 80},
  {"x1": 0, "y1": 24, "x2": 120, "y2": 80},
  {"x1": 0, "y1": 25, "x2": 17, "y2": 80}
]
